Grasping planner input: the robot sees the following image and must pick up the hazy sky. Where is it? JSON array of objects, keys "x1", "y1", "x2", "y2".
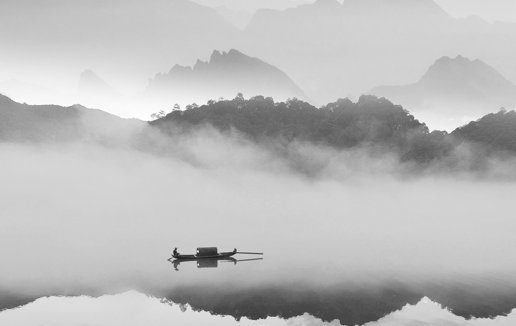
[
  {"x1": 435, "y1": 0, "x2": 516, "y2": 22},
  {"x1": 191, "y1": 0, "x2": 312, "y2": 12},
  {"x1": 1, "y1": 0, "x2": 516, "y2": 126},
  {"x1": 193, "y1": 0, "x2": 516, "y2": 22}
]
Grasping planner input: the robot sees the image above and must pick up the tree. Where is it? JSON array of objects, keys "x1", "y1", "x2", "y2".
[
  {"x1": 234, "y1": 93, "x2": 245, "y2": 109},
  {"x1": 150, "y1": 110, "x2": 166, "y2": 120}
]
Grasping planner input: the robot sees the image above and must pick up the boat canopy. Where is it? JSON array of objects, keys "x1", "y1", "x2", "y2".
[{"x1": 196, "y1": 247, "x2": 218, "y2": 256}]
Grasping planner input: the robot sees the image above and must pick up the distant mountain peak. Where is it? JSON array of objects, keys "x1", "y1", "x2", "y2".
[
  {"x1": 148, "y1": 49, "x2": 305, "y2": 103},
  {"x1": 313, "y1": 0, "x2": 341, "y2": 7},
  {"x1": 421, "y1": 55, "x2": 514, "y2": 87},
  {"x1": 343, "y1": 0, "x2": 448, "y2": 17},
  {"x1": 157, "y1": 48, "x2": 293, "y2": 78},
  {"x1": 169, "y1": 64, "x2": 192, "y2": 74},
  {"x1": 78, "y1": 69, "x2": 118, "y2": 98},
  {"x1": 227, "y1": 48, "x2": 244, "y2": 56},
  {"x1": 210, "y1": 49, "x2": 223, "y2": 61},
  {"x1": 431, "y1": 55, "x2": 474, "y2": 67},
  {"x1": 188, "y1": 49, "x2": 267, "y2": 70},
  {"x1": 370, "y1": 55, "x2": 516, "y2": 125},
  {"x1": 209, "y1": 49, "x2": 246, "y2": 62},
  {"x1": 80, "y1": 69, "x2": 107, "y2": 86}
]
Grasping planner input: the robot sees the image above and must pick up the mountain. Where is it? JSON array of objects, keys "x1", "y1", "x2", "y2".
[
  {"x1": 4, "y1": 90, "x2": 516, "y2": 168},
  {"x1": 0, "y1": 0, "x2": 240, "y2": 95},
  {"x1": 3, "y1": 0, "x2": 516, "y2": 121},
  {"x1": 147, "y1": 49, "x2": 305, "y2": 105},
  {"x1": 78, "y1": 70, "x2": 118, "y2": 98},
  {"x1": 240, "y1": 0, "x2": 516, "y2": 105},
  {"x1": 151, "y1": 94, "x2": 516, "y2": 167},
  {"x1": 241, "y1": 0, "x2": 456, "y2": 102},
  {"x1": 0, "y1": 93, "x2": 143, "y2": 143},
  {"x1": 77, "y1": 69, "x2": 122, "y2": 110},
  {"x1": 452, "y1": 110, "x2": 516, "y2": 153},
  {"x1": 370, "y1": 56, "x2": 516, "y2": 129},
  {"x1": 150, "y1": 95, "x2": 457, "y2": 164},
  {"x1": 151, "y1": 95, "x2": 427, "y2": 145}
]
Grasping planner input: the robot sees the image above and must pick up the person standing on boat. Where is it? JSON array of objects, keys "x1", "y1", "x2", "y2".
[{"x1": 173, "y1": 247, "x2": 179, "y2": 257}]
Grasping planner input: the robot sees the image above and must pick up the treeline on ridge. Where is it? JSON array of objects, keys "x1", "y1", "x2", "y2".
[{"x1": 151, "y1": 95, "x2": 516, "y2": 164}]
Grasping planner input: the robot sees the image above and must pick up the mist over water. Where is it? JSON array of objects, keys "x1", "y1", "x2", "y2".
[{"x1": 2, "y1": 125, "x2": 516, "y2": 324}]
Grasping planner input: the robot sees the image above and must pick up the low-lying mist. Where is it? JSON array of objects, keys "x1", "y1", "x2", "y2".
[{"x1": 2, "y1": 121, "x2": 516, "y2": 299}]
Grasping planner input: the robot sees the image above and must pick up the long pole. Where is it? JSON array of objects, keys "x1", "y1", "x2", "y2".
[{"x1": 236, "y1": 252, "x2": 263, "y2": 255}]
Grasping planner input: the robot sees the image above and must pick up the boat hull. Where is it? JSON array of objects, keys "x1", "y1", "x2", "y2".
[{"x1": 171, "y1": 252, "x2": 236, "y2": 261}]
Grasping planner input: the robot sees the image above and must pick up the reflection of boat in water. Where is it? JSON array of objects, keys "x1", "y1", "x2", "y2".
[
  {"x1": 168, "y1": 247, "x2": 263, "y2": 271},
  {"x1": 170, "y1": 256, "x2": 264, "y2": 271}
]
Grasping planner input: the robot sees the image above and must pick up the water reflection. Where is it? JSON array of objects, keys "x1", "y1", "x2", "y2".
[
  {"x1": 3, "y1": 147, "x2": 516, "y2": 324},
  {"x1": 165, "y1": 278, "x2": 516, "y2": 325},
  {"x1": 170, "y1": 257, "x2": 264, "y2": 271}
]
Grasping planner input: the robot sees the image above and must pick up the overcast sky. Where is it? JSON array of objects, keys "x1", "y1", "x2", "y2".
[
  {"x1": 193, "y1": 0, "x2": 516, "y2": 22},
  {"x1": 435, "y1": 0, "x2": 516, "y2": 22}
]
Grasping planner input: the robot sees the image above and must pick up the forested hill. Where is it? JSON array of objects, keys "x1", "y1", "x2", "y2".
[
  {"x1": 3, "y1": 92, "x2": 515, "y2": 166},
  {"x1": 150, "y1": 95, "x2": 454, "y2": 163},
  {"x1": 452, "y1": 110, "x2": 516, "y2": 153}
]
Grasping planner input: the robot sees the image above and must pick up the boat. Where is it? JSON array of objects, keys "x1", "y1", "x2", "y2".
[
  {"x1": 171, "y1": 247, "x2": 237, "y2": 260},
  {"x1": 168, "y1": 247, "x2": 263, "y2": 262}
]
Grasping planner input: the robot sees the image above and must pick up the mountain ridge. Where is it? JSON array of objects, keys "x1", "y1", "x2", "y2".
[
  {"x1": 0, "y1": 93, "x2": 143, "y2": 143},
  {"x1": 147, "y1": 49, "x2": 305, "y2": 105},
  {"x1": 3, "y1": 92, "x2": 516, "y2": 168},
  {"x1": 370, "y1": 55, "x2": 516, "y2": 117},
  {"x1": 240, "y1": 0, "x2": 516, "y2": 106}
]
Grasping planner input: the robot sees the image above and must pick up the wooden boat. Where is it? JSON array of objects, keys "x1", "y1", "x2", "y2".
[
  {"x1": 172, "y1": 248, "x2": 237, "y2": 260},
  {"x1": 168, "y1": 247, "x2": 262, "y2": 261}
]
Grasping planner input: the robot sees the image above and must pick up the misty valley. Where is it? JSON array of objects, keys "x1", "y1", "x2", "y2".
[{"x1": 2, "y1": 0, "x2": 516, "y2": 325}]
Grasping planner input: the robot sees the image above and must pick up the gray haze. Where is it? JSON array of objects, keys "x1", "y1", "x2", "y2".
[
  {"x1": 191, "y1": 0, "x2": 312, "y2": 12},
  {"x1": 435, "y1": 0, "x2": 516, "y2": 22},
  {"x1": 192, "y1": 0, "x2": 516, "y2": 23}
]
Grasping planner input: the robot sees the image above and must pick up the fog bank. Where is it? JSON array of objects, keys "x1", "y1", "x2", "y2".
[{"x1": 1, "y1": 137, "x2": 516, "y2": 292}]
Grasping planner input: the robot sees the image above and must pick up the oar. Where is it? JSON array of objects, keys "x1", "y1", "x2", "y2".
[
  {"x1": 220, "y1": 258, "x2": 263, "y2": 264},
  {"x1": 236, "y1": 252, "x2": 264, "y2": 255},
  {"x1": 236, "y1": 258, "x2": 263, "y2": 262}
]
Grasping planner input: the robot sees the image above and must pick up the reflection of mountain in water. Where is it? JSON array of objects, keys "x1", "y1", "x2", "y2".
[
  {"x1": 164, "y1": 280, "x2": 516, "y2": 325},
  {"x1": 3, "y1": 279, "x2": 516, "y2": 325},
  {"x1": 5, "y1": 291, "x2": 516, "y2": 326}
]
